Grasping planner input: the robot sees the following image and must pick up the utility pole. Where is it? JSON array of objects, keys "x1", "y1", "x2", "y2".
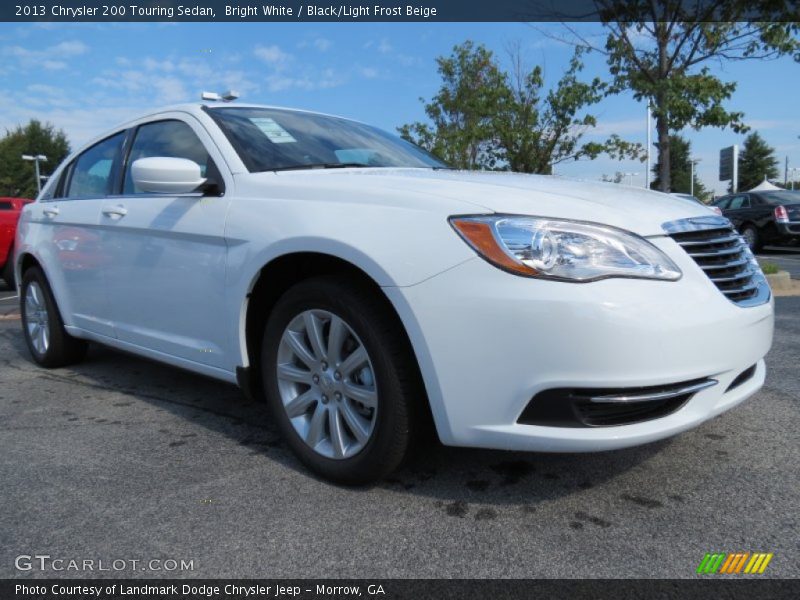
[
  {"x1": 21, "y1": 154, "x2": 47, "y2": 196},
  {"x1": 785, "y1": 156, "x2": 789, "y2": 187}
]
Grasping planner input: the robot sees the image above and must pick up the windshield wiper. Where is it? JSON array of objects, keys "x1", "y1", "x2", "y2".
[{"x1": 270, "y1": 162, "x2": 374, "y2": 172}]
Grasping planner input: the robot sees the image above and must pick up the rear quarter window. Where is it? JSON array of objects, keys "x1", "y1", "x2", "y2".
[{"x1": 0, "y1": 201, "x2": 13, "y2": 210}]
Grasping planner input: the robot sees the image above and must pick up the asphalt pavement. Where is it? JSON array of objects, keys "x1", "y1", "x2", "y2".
[
  {"x1": 0, "y1": 283, "x2": 797, "y2": 579},
  {"x1": 759, "y1": 247, "x2": 800, "y2": 279}
]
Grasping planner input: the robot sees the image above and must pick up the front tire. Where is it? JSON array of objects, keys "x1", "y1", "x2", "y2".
[
  {"x1": 20, "y1": 266, "x2": 88, "y2": 368},
  {"x1": 742, "y1": 225, "x2": 761, "y2": 252},
  {"x1": 261, "y1": 275, "x2": 420, "y2": 484}
]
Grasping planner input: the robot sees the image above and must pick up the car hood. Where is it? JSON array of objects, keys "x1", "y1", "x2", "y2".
[{"x1": 248, "y1": 168, "x2": 715, "y2": 237}]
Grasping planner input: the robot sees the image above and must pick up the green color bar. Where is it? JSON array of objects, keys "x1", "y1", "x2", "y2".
[
  {"x1": 708, "y1": 553, "x2": 726, "y2": 573},
  {"x1": 697, "y1": 554, "x2": 713, "y2": 574}
]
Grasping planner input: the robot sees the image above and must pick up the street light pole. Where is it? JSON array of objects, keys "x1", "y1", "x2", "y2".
[
  {"x1": 690, "y1": 157, "x2": 701, "y2": 197},
  {"x1": 21, "y1": 154, "x2": 48, "y2": 196}
]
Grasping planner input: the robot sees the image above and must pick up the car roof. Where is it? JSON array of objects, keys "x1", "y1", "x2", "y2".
[{"x1": 121, "y1": 102, "x2": 358, "y2": 127}]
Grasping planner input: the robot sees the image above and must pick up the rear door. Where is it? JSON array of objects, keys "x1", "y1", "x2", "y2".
[
  {"x1": 100, "y1": 116, "x2": 233, "y2": 369},
  {"x1": 724, "y1": 194, "x2": 750, "y2": 228},
  {"x1": 29, "y1": 132, "x2": 126, "y2": 337}
]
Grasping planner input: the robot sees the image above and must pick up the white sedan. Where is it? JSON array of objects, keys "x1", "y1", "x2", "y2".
[{"x1": 14, "y1": 102, "x2": 773, "y2": 483}]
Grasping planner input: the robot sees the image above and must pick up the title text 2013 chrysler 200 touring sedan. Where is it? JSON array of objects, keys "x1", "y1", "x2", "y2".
[{"x1": 14, "y1": 102, "x2": 774, "y2": 483}]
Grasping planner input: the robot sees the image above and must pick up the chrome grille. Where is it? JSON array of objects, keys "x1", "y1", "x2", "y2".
[{"x1": 663, "y1": 216, "x2": 770, "y2": 307}]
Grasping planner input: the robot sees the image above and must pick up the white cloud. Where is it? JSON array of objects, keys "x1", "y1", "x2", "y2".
[
  {"x1": 265, "y1": 68, "x2": 343, "y2": 92},
  {"x1": 254, "y1": 44, "x2": 291, "y2": 69},
  {"x1": 50, "y1": 40, "x2": 88, "y2": 56},
  {"x1": 313, "y1": 38, "x2": 332, "y2": 52},
  {"x1": 3, "y1": 40, "x2": 88, "y2": 71},
  {"x1": 745, "y1": 119, "x2": 798, "y2": 131},
  {"x1": 377, "y1": 39, "x2": 393, "y2": 54},
  {"x1": 359, "y1": 67, "x2": 379, "y2": 79},
  {"x1": 153, "y1": 77, "x2": 188, "y2": 103},
  {"x1": 143, "y1": 57, "x2": 175, "y2": 72}
]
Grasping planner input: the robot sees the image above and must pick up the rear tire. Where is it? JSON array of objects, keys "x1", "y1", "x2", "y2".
[
  {"x1": 20, "y1": 266, "x2": 88, "y2": 368},
  {"x1": 261, "y1": 275, "x2": 421, "y2": 484}
]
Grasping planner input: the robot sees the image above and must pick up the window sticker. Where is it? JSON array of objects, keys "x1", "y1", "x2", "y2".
[{"x1": 249, "y1": 117, "x2": 297, "y2": 144}]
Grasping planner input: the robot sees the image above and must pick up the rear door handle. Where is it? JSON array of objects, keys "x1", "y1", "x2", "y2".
[
  {"x1": 42, "y1": 206, "x2": 59, "y2": 218},
  {"x1": 102, "y1": 205, "x2": 128, "y2": 218}
]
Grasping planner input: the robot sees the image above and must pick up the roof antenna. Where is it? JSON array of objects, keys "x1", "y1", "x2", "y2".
[{"x1": 201, "y1": 90, "x2": 240, "y2": 102}]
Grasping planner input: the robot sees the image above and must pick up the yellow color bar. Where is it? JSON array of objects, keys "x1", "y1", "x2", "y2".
[{"x1": 758, "y1": 553, "x2": 774, "y2": 574}]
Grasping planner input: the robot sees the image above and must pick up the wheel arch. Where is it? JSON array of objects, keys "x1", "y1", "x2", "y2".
[
  {"x1": 240, "y1": 251, "x2": 436, "y2": 436},
  {"x1": 15, "y1": 251, "x2": 45, "y2": 291}
]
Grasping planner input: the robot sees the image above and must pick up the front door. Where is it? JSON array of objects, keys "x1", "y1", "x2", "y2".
[{"x1": 100, "y1": 117, "x2": 233, "y2": 369}]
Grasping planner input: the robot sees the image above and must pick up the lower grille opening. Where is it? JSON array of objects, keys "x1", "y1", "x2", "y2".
[
  {"x1": 518, "y1": 378, "x2": 716, "y2": 428},
  {"x1": 726, "y1": 364, "x2": 757, "y2": 393}
]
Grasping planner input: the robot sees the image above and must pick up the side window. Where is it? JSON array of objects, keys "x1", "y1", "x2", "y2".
[
  {"x1": 124, "y1": 120, "x2": 212, "y2": 194},
  {"x1": 728, "y1": 195, "x2": 747, "y2": 210},
  {"x1": 0, "y1": 201, "x2": 13, "y2": 210},
  {"x1": 714, "y1": 198, "x2": 731, "y2": 210},
  {"x1": 66, "y1": 132, "x2": 125, "y2": 198}
]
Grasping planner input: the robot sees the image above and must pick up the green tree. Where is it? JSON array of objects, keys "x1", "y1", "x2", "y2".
[
  {"x1": 0, "y1": 120, "x2": 70, "y2": 198},
  {"x1": 737, "y1": 132, "x2": 779, "y2": 191},
  {"x1": 399, "y1": 42, "x2": 641, "y2": 172},
  {"x1": 564, "y1": 1, "x2": 799, "y2": 192},
  {"x1": 650, "y1": 135, "x2": 708, "y2": 200},
  {"x1": 496, "y1": 46, "x2": 641, "y2": 174},
  {"x1": 397, "y1": 41, "x2": 507, "y2": 170}
]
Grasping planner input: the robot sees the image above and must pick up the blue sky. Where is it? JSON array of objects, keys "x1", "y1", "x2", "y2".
[{"x1": 1, "y1": 21, "x2": 798, "y2": 195}]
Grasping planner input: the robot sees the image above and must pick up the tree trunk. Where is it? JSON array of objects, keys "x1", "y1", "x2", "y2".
[
  {"x1": 655, "y1": 23, "x2": 670, "y2": 192},
  {"x1": 655, "y1": 111, "x2": 671, "y2": 192}
]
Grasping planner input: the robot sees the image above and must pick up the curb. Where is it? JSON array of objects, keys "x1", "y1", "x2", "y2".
[{"x1": 767, "y1": 271, "x2": 800, "y2": 297}]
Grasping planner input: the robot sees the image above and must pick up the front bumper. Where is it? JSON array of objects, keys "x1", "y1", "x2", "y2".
[{"x1": 384, "y1": 236, "x2": 774, "y2": 452}]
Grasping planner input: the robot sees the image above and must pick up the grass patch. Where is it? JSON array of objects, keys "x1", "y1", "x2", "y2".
[{"x1": 760, "y1": 261, "x2": 780, "y2": 275}]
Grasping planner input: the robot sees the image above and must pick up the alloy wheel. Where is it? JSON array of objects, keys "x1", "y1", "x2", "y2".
[
  {"x1": 25, "y1": 281, "x2": 50, "y2": 355},
  {"x1": 743, "y1": 228, "x2": 757, "y2": 250},
  {"x1": 276, "y1": 309, "x2": 378, "y2": 459}
]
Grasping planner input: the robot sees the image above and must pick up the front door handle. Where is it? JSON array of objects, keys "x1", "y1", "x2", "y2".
[
  {"x1": 42, "y1": 206, "x2": 59, "y2": 218},
  {"x1": 102, "y1": 205, "x2": 128, "y2": 218}
]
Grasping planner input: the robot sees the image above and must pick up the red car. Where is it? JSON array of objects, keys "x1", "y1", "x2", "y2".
[{"x1": 1, "y1": 197, "x2": 34, "y2": 287}]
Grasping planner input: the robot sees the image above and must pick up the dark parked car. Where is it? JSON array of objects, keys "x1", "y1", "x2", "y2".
[{"x1": 713, "y1": 190, "x2": 800, "y2": 251}]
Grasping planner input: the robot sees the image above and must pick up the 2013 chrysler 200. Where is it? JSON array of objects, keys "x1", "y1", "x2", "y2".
[{"x1": 14, "y1": 103, "x2": 774, "y2": 483}]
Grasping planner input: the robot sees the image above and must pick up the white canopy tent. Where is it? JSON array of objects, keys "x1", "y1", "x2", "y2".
[{"x1": 748, "y1": 179, "x2": 781, "y2": 192}]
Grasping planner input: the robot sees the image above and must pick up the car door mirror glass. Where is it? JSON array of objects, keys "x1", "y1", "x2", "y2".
[{"x1": 130, "y1": 157, "x2": 206, "y2": 194}]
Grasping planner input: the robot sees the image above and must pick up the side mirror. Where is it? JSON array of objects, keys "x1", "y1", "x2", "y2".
[{"x1": 131, "y1": 157, "x2": 207, "y2": 194}]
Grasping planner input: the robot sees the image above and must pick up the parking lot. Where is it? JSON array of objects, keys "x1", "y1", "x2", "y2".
[
  {"x1": 0, "y1": 270, "x2": 798, "y2": 579},
  {"x1": 759, "y1": 246, "x2": 800, "y2": 280}
]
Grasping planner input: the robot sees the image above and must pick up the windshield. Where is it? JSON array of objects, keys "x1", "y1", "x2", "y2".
[
  {"x1": 759, "y1": 191, "x2": 800, "y2": 205},
  {"x1": 208, "y1": 107, "x2": 447, "y2": 172}
]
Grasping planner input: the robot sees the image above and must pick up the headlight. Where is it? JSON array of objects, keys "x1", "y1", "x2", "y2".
[{"x1": 450, "y1": 215, "x2": 682, "y2": 282}]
